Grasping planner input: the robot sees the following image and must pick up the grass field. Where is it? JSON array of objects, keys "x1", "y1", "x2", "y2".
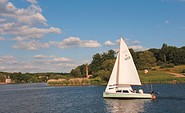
[
  {"x1": 48, "y1": 65, "x2": 185, "y2": 86},
  {"x1": 139, "y1": 65, "x2": 185, "y2": 84}
]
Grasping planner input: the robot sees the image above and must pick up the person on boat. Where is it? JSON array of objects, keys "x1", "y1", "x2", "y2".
[
  {"x1": 133, "y1": 89, "x2": 136, "y2": 93},
  {"x1": 130, "y1": 89, "x2": 136, "y2": 93},
  {"x1": 139, "y1": 88, "x2": 143, "y2": 94},
  {"x1": 151, "y1": 90, "x2": 154, "y2": 94}
]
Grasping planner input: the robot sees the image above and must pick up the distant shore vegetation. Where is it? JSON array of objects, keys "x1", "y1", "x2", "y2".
[{"x1": 0, "y1": 43, "x2": 185, "y2": 85}]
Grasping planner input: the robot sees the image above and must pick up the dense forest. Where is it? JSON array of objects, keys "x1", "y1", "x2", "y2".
[
  {"x1": 0, "y1": 43, "x2": 185, "y2": 84},
  {"x1": 71, "y1": 44, "x2": 185, "y2": 82},
  {"x1": 0, "y1": 72, "x2": 70, "y2": 83}
]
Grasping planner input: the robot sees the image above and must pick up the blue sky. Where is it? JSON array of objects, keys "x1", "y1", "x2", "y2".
[{"x1": 0, "y1": 0, "x2": 185, "y2": 73}]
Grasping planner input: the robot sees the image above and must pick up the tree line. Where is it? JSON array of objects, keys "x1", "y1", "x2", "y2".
[
  {"x1": 71, "y1": 44, "x2": 185, "y2": 82},
  {"x1": 0, "y1": 72, "x2": 70, "y2": 83}
]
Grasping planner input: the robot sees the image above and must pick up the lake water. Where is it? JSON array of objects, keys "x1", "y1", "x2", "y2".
[{"x1": 0, "y1": 83, "x2": 184, "y2": 113}]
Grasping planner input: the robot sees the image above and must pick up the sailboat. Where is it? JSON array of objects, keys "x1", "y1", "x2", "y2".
[{"x1": 103, "y1": 37, "x2": 156, "y2": 99}]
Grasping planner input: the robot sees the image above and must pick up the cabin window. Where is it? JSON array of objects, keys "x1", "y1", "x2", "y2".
[
  {"x1": 116, "y1": 90, "x2": 122, "y2": 93},
  {"x1": 122, "y1": 90, "x2": 129, "y2": 93}
]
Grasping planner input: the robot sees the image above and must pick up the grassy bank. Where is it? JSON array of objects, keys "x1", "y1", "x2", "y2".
[
  {"x1": 48, "y1": 65, "x2": 185, "y2": 86},
  {"x1": 139, "y1": 65, "x2": 185, "y2": 84},
  {"x1": 139, "y1": 71, "x2": 185, "y2": 84},
  {"x1": 47, "y1": 78, "x2": 107, "y2": 86}
]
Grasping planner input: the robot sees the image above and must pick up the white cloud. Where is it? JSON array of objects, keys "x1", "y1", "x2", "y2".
[
  {"x1": 107, "y1": 38, "x2": 147, "y2": 51},
  {"x1": 33, "y1": 55, "x2": 55, "y2": 59},
  {"x1": 129, "y1": 45, "x2": 147, "y2": 51},
  {"x1": 10, "y1": 36, "x2": 28, "y2": 41},
  {"x1": 34, "y1": 55, "x2": 71, "y2": 62},
  {"x1": 104, "y1": 40, "x2": 115, "y2": 46},
  {"x1": 27, "y1": 0, "x2": 38, "y2": 4},
  {"x1": 132, "y1": 40, "x2": 141, "y2": 44},
  {"x1": 0, "y1": 55, "x2": 75, "y2": 73},
  {"x1": 0, "y1": 23, "x2": 61, "y2": 40},
  {"x1": 0, "y1": 0, "x2": 61, "y2": 41},
  {"x1": 0, "y1": 55, "x2": 17, "y2": 64},
  {"x1": 12, "y1": 40, "x2": 50, "y2": 50},
  {"x1": 12, "y1": 36, "x2": 100, "y2": 50},
  {"x1": 0, "y1": 1, "x2": 46, "y2": 26},
  {"x1": 33, "y1": 55, "x2": 46, "y2": 59},
  {"x1": 52, "y1": 57, "x2": 71, "y2": 62},
  {"x1": 82, "y1": 40, "x2": 101, "y2": 48},
  {"x1": 56, "y1": 36, "x2": 101, "y2": 48},
  {"x1": 115, "y1": 39, "x2": 120, "y2": 44},
  {"x1": 122, "y1": 38, "x2": 146, "y2": 51}
]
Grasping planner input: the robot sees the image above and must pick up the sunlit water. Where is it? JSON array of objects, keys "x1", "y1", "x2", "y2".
[{"x1": 0, "y1": 83, "x2": 184, "y2": 113}]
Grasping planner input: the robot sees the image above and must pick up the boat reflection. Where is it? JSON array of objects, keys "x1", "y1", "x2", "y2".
[{"x1": 104, "y1": 99, "x2": 150, "y2": 113}]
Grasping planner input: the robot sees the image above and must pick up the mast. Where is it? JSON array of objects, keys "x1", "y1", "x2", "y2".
[{"x1": 116, "y1": 36, "x2": 122, "y2": 86}]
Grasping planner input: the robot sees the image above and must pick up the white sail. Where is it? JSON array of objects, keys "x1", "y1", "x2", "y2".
[
  {"x1": 105, "y1": 37, "x2": 141, "y2": 93},
  {"x1": 118, "y1": 38, "x2": 141, "y2": 85},
  {"x1": 105, "y1": 56, "x2": 118, "y2": 92}
]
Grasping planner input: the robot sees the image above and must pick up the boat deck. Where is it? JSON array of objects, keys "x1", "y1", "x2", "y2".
[{"x1": 103, "y1": 92, "x2": 153, "y2": 99}]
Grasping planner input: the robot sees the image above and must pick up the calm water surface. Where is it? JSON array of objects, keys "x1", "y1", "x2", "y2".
[{"x1": 0, "y1": 83, "x2": 184, "y2": 113}]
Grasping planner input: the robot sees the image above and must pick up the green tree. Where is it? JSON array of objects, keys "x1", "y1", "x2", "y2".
[
  {"x1": 93, "y1": 70, "x2": 111, "y2": 82},
  {"x1": 70, "y1": 68, "x2": 82, "y2": 77},
  {"x1": 23, "y1": 73, "x2": 32, "y2": 83},
  {"x1": 89, "y1": 53, "x2": 103, "y2": 74},
  {"x1": 160, "y1": 44, "x2": 169, "y2": 62},
  {"x1": 173, "y1": 48, "x2": 185, "y2": 65},
  {"x1": 148, "y1": 48, "x2": 160, "y2": 61},
  {"x1": 129, "y1": 48, "x2": 139, "y2": 68},
  {"x1": 89, "y1": 50, "x2": 116, "y2": 75},
  {"x1": 77, "y1": 64, "x2": 86, "y2": 77},
  {"x1": 167, "y1": 46, "x2": 178, "y2": 64},
  {"x1": 0, "y1": 74, "x2": 5, "y2": 82},
  {"x1": 137, "y1": 51, "x2": 157, "y2": 69},
  {"x1": 102, "y1": 59, "x2": 115, "y2": 72},
  {"x1": 10, "y1": 72, "x2": 23, "y2": 83},
  {"x1": 102, "y1": 50, "x2": 116, "y2": 61}
]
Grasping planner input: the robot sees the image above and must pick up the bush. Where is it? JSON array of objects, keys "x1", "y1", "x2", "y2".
[
  {"x1": 160, "y1": 63, "x2": 175, "y2": 69},
  {"x1": 157, "y1": 60, "x2": 164, "y2": 66},
  {"x1": 90, "y1": 79, "x2": 101, "y2": 85},
  {"x1": 151, "y1": 68, "x2": 157, "y2": 71}
]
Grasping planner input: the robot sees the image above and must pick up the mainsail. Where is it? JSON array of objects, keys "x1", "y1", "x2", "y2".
[{"x1": 105, "y1": 37, "x2": 141, "y2": 92}]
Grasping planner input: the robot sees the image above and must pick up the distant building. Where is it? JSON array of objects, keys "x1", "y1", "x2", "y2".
[
  {"x1": 5, "y1": 75, "x2": 11, "y2": 84},
  {"x1": 86, "y1": 63, "x2": 92, "y2": 78},
  {"x1": 86, "y1": 63, "x2": 88, "y2": 78}
]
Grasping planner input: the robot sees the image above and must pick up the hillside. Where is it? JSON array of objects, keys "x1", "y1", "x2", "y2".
[
  {"x1": 47, "y1": 65, "x2": 185, "y2": 86},
  {"x1": 139, "y1": 65, "x2": 185, "y2": 84},
  {"x1": 68, "y1": 44, "x2": 185, "y2": 85}
]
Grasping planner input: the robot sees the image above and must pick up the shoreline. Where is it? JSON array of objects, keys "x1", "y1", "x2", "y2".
[
  {"x1": 0, "y1": 82, "x2": 184, "y2": 86},
  {"x1": 47, "y1": 81, "x2": 185, "y2": 86}
]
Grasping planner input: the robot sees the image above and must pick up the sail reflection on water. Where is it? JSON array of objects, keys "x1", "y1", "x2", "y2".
[{"x1": 104, "y1": 99, "x2": 150, "y2": 113}]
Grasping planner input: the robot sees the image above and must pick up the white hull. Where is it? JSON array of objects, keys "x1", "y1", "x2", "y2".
[
  {"x1": 104, "y1": 37, "x2": 156, "y2": 99},
  {"x1": 103, "y1": 92, "x2": 153, "y2": 99}
]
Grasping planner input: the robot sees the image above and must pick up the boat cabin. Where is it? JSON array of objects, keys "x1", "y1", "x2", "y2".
[
  {"x1": 116, "y1": 90, "x2": 134, "y2": 93},
  {"x1": 115, "y1": 89, "x2": 138, "y2": 93}
]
